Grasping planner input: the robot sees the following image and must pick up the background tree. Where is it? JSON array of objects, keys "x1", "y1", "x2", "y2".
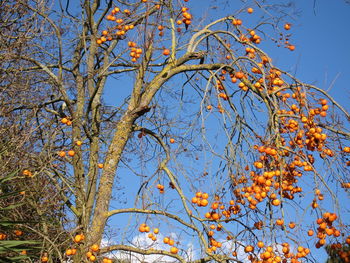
[
  {"x1": 0, "y1": 1, "x2": 68, "y2": 261},
  {"x1": 1, "y1": 0, "x2": 350, "y2": 263},
  {"x1": 325, "y1": 243, "x2": 350, "y2": 263}
]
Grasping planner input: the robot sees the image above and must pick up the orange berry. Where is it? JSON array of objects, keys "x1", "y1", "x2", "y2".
[
  {"x1": 288, "y1": 222, "x2": 296, "y2": 229},
  {"x1": 14, "y1": 230, "x2": 23, "y2": 236},
  {"x1": 200, "y1": 199, "x2": 209, "y2": 207},
  {"x1": 235, "y1": 72, "x2": 244, "y2": 79},
  {"x1": 211, "y1": 213, "x2": 220, "y2": 220},
  {"x1": 276, "y1": 219, "x2": 284, "y2": 225},
  {"x1": 244, "y1": 245, "x2": 254, "y2": 253},
  {"x1": 163, "y1": 237, "x2": 170, "y2": 244},
  {"x1": 284, "y1": 23, "x2": 291, "y2": 30},
  {"x1": 74, "y1": 234, "x2": 83, "y2": 243},
  {"x1": 257, "y1": 241, "x2": 264, "y2": 248},
  {"x1": 202, "y1": 192, "x2": 209, "y2": 199},
  {"x1": 61, "y1": 117, "x2": 68, "y2": 124},
  {"x1": 346, "y1": 236, "x2": 350, "y2": 245},
  {"x1": 170, "y1": 246, "x2": 178, "y2": 254},
  {"x1": 163, "y1": 49, "x2": 170, "y2": 56},
  {"x1": 307, "y1": 229, "x2": 314, "y2": 236},
  {"x1": 90, "y1": 244, "x2": 99, "y2": 252},
  {"x1": 288, "y1": 45, "x2": 295, "y2": 51}
]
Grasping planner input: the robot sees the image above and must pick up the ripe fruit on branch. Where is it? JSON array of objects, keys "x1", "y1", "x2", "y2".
[{"x1": 163, "y1": 49, "x2": 170, "y2": 56}]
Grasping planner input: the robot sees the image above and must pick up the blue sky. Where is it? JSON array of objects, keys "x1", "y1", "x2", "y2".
[{"x1": 276, "y1": 0, "x2": 350, "y2": 105}]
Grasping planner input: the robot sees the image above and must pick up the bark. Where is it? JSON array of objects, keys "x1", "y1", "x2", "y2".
[{"x1": 88, "y1": 112, "x2": 137, "y2": 244}]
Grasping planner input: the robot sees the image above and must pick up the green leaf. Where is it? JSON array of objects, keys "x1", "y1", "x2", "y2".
[
  {"x1": 0, "y1": 191, "x2": 23, "y2": 200},
  {"x1": 0, "y1": 170, "x2": 19, "y2": 184},
  {"x1": 0, "y1": 255, "x2": 30, "y2": 263},
  {"x1": 0, "y1": 220, "x2": 38, "y2": 226},
  {"x1": 0, "y1": 240, "x2": 41, "y2": 248},
  {"x1": 0, "y1": 203, "x2": 23, "y2": 211}
]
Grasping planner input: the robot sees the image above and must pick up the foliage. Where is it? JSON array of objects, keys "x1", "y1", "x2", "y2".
[
  {"x1": 0, "y1": 170, "x2": 40, "y2": 262},
  {"x1": 326, "y1": 244, "x2": 350, "y2": 263}
]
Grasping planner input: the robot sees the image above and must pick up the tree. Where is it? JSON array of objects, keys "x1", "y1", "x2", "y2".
[
  {"x1": 326, "y1": 243, "x2": 350, "y2": 263},
  {"x1": 0, "y1": 1, "x2": 68, "y2": 261},
  {"x1": 1, "y1": 0, "x2": 350, "y2": 262}
]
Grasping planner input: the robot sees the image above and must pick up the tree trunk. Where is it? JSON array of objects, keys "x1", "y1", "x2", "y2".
[{"x1": 87, "y1": 112, "x2": 137, "y2": 245}]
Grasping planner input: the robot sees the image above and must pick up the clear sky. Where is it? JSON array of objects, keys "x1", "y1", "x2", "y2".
[{"x1": 273, "y1": 0, "x2": 350, "y2": 105}]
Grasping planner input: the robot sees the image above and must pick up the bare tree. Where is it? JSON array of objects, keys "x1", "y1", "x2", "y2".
[{"x1": 0, "y1": 1, "x2": 69, "y2": 261}]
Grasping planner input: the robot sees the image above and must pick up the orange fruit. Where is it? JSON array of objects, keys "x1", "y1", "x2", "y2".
[
  {"x1": 235, "y1": 72, "x2": 244, "y2": 79},
  {"x1": 170, "y1": 246, "x2": 178, "y2": 254},
  {"x1": 163, "y1": 49, "x2": 170, "y2": 56},
  {"x1": 200, "y1": 199, "x2": 209, "y2": 206},
  {"x1": 211, "y1": 213, "x2": 220, "y2": 220},
  {"x1": 61, "y1": 118, "x2": 68, "y2": 124},
  {"x1": 163, "y1": 237, "x2": 170, "y2": 244},
  {"x1": 90, "y1": 244, "x2": 99, "y2": 252},
  {"x1": 288, "y1": 222, "x2": 296, "y2": 229},
  {"x1": 272, "y1": 199, "x2": 281, "y2": 206},
  {"x1": 74, "y1": 234, "x2": 82, "y2": 243},
  {"x1": 307, "y1": 229, "x2": 314, "y2": 236},
  {"x1": 276, "y1": 219, "x2": 284, "y2": 225},
  {"x1": 284, "y1": 23, "x2": 291, "y2": 30},
  {"x1": 257, "y1": 241, "x2": 264, "y2": 248},
  {"x1": 244, "y1": 245, "x2": 254, "y2": 252},
  {"x1": 346, "y1": 236, "x2": 350, "y2": 245},
  {"x1": 202, "y1": 193, "x2": 209, "y2": 199},
  {"x1": 14, "y1": 230, "x2": 23, "y2": 236}
]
